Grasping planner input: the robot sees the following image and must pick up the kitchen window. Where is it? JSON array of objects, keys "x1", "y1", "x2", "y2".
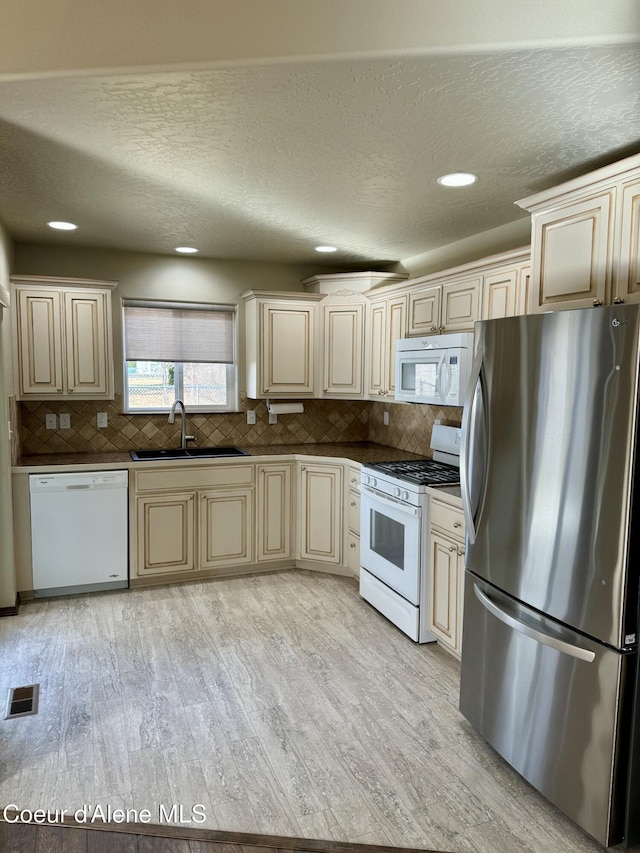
[{"x1": 122, "y1": 299, "x2": 237, "y2": 412}]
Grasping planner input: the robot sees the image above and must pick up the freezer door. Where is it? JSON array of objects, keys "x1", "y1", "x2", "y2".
[
  {"x1": 462, "y1": 305, "x2": 640, "y2": 649},
  {"x1": 460, "y1": 575, "x2": 634, "y2": 847}
]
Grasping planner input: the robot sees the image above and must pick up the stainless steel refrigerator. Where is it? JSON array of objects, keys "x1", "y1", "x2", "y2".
[{"x1": 459, "y1": 304, "x2": 640, "y2": 848}]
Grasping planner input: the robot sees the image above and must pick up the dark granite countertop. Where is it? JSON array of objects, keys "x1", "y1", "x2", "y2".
[{"x1": 14, "y1": 442, "x2": 428, "y2": 471}]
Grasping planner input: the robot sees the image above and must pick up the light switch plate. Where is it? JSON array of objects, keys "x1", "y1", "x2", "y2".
[
  {"x1": 246, "y1": 410, "x2": 257, "y2": 425},
  {"x1": 268, "y1": 412, "x2": 278, "y2": 425},
  {"x1": 97, "y1": 412, "x2": 108, "y2": 428},
  {"x1": 383, "y1": 411, "x2": 389, "y2": 426},
  {"x1": 59, "y1": 413, "x2": 71, "y2": 429},
  {"x1": 45, "y1": 413, "x2": 57, "y2": 430}
]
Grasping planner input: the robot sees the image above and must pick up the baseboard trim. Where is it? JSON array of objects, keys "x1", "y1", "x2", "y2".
[{"x1": 0, "y1": 593, "x2": 20, "y2": 617}]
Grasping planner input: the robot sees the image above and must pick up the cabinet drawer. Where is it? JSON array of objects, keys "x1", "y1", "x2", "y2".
[
  {"x1": 135, "y1": 464, "x2": 255, "y2": 493},
  {"x1": 430, "y1": 498, "x2": 465, "y2": 539},
  {"x1": 347, "y1": 465, "x2": 360, "y2": 490},
  {"x1": 347, "y1": 490, "x2": 360, "y2": 534}
]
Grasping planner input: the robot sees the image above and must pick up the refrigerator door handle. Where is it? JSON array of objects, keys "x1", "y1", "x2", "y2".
[
  {"x1": 473, "y1": 584, "x2": 596, "y2": 663},
  {"x1": 461, "y1": 347, "x2": 484, "y2": 543}
]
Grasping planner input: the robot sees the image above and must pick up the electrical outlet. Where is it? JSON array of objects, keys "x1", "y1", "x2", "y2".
[
  {"x1": 268, "y1": 412, "x2": 278, "y2": 425},
  {"x1": 246, "y1": 410, "x2": 257, "y2": 425},
  {"x1": 45, "y1": 413, "x2": 57, "y2": 430},
  {"x1": 383, "y1": 411, "x2": 389, "y2": 426},
  {"x1": 59, "y1": 413, "x2": 71, "y2": 429},
  {"x1": 97, "y1": 412, "x2": 108, "y2": 428}
]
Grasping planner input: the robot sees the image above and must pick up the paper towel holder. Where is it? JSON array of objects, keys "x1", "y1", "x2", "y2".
[{"x1": 266, "y1": 400, "x2": 305, "y2": 415}]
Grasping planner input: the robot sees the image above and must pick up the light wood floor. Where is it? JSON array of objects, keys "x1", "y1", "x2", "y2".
[{"x1": 0, "y1": 570, "x2": 605, "y2": 853}]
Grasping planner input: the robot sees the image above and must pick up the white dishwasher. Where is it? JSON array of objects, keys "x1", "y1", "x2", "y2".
[{"x1": 29, "y1": 470, "x2": 129, "y2": 597}]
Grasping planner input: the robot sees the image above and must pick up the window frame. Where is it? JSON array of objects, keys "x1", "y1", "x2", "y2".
[{"x1": 121, "y1": 298, "x2": 239, "y2": 415}]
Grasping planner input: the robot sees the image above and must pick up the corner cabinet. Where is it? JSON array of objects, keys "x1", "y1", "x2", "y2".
[
  {"x1": 242, "y1": 290, "x2": 324, "y2": 398},
  {"x1": 516, "y1": 153, "x2": 640, "y2": 311},
  {"x1": 11, "y1": 276, "x2": 117, "y2": 400},
  {"x1": 297, "y1": 461, "x2": 343, "y2": 565}
]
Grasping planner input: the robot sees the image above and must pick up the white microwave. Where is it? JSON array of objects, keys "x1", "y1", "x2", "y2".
[{"x1": 395, "y1": 333, "x2": 474, "y2": 405}]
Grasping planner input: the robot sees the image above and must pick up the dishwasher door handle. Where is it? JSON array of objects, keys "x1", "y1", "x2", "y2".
[{"x1": 66, "y1": 484, "x2": 91, "y2": 490}]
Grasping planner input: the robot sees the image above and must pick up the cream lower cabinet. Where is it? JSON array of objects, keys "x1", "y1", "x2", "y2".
[
  {"x1": 298, "y1": 462, "x2": 343, "y2": 564},
  {"x1": 345, "y1": 463, "x2": 361, "y2": 578},
  {"x1": 199, "y1": 488, "x2": 254, "y2": 568},
  {"x1": 11, "y1": 276, "x2": 116, "y2": 400},
  {"x1": 257, "y1": 463, "x2": 293, "y2": 562},
  {"x1": 427, "y1": 494, "x2": 466, "y2": 658},
  {"x1": 137, "y1": 492, "x2": 196, "y2": 575},
  {"x1": 132, "y1": 464, "x2": 255, "y2": 580}
]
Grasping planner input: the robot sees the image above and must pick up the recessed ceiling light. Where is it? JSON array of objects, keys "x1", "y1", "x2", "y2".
[
  {"x1": 48, "y1": 221, "x2": 78, "y2": 230},
  {"x1": 175, "y1": 246, "x2": 198, "y2": 254},
  {"x1": 315, "y1": 245, "x2": 337, "y2": 253},
  {"x1": 437, "y1": 173, "x2": 478, "y2": 187}
]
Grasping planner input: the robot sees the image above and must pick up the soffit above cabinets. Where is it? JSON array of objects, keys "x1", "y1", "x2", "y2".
[{"x1": 0, "y1": 43, "x2": 638, "y2": 265}]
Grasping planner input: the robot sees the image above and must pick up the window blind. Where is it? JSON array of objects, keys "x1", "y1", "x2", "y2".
[{"x1": 123, "y1": 301, "x2": 235, "y2": 363}]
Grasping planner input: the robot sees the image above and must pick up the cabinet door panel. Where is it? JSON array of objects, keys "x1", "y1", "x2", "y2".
[
  {"x1": 615, "y1": 179, "x2": 640, "y2": 304},
  {"x1": 408, "y1": 286, "x2": 441, "y2": 336},
  {"x1": 64, "y1": 289, "x2": 110, "y2": 394},
  {"x1": 386, "y1": 295, "x2": 407, "y2": 395},
  {"x1": 532, "y1": 192, "x2": 612, "y2": 311},
  {"x1": 518, "y1": 266, "x2": 531, "y2": 315},
  {"x1": 442, "y1": 277, "x2": 481, "y2": 331},
  {"x1": 482, "y1": 270, "x2": 518, "y2": 320},
  {"x1": 299, "y1": 464, "x2": 342, "y2": 564},
  {"x1": 323, "y1": 304, "x2": 364, "y2": 395},
  {"x1": 261, "y1": 303, "x2": 316, "y2": 395},
  {"x1": 137, "y1": 493, "x2": 195, "y2": 575},
  {"x1": 428, "y1": 530, "x2": 460, "y2": 649},
  {"x1": 257, "y1": 464, "x2": 292, "y2": 562},
  {"x1": 200, "y1": 488, "x2": 254, "y2": 568},
  {"x1": 367, "y1": 301, "x2": 386, "y2": 396},
  {"x1": 16, "y1": 288, "x2": 63, "y2": 396}
]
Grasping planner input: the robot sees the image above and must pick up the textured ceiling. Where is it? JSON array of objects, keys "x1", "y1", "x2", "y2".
[{"x1": 0, "y1": 44, "x2": 638, "y2": 264}]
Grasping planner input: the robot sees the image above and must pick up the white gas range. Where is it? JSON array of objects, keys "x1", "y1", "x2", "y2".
[{"x1": 359, "y1": 424, "x2": 462, "y2": 642}]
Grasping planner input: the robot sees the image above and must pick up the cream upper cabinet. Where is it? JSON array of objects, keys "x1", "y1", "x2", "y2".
[
  {"x1": 366, "y1": 293, "x2": 407, "y2": 398},
  {"x1": 615, "y1": 178, "x2": 640, "y2": 305},
  {"x1": 408, "y1": 285, "x2": 441, "y2": 336},
  {"x1": 257, "y1": 463, "x2": 292, "y2": 563},
  {"x1": 11, "y1": 276, "x2": 116, "y2": 400},
  {"x1": 298, "y1": 461, "x2": 343, "y2": 564},
  {"x1": 441, "y1": 276, "x2": 482, "y2": 332},
  {"x1": 243, "y1": 291, "x2": 324, "y2": 398},
  {"x1": 322, "y1": 302, "x2": 365, "y2": 397},
  {"x1": 482, "y1": 269, "x2": 518, "y2": 319},
  {"x1": 427, "y1": 493, "x2": 466, "y2": 659},
  {"x1": 516, "y1": 153, "x2": 640, "y2": 312}
]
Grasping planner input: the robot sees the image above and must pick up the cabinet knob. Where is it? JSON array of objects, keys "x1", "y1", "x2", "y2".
[
  {"x1": 350, "y1": 543, "x2": 356, "y2": 549},
  {"x1": 614, "y1": 297, "x2": 624, "y2": 304},
  {"x1": 57, "y1": 388, "x2": 62, "y2": 392},
  {"x1": 458, "y1": 547, "x2": 465, "y2": 556},
  {"x1": 350, "y1": 501, "x2": 356, "y2": 507},
  {"x1": 301, "y1": 466, "x2": 306, "y2": 471},
  {"x1": 378, "y1": 390, "x2": 384, "y2": 396},
  {"x1": 449, "y1": 545, "x2": 456, "y2": 552},
  {"x1": 430, "y1": 326, "x2": 437, "y2": 332},
  {"x1": 68, "y1": 388, "x2": 74, "y2": 393},
  {"x1": 439, "y1": 326, "x2": 445, "y2": 332},
  {"x1": 453, "y1": 521, "x2": 461, "y2": 528},
  {"x1": 592, "y1": 299, "x2": 603, "y2": 307}
]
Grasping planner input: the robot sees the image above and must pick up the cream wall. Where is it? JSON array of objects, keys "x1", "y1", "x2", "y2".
[
  {"x1": 0, "y1": 216, "x2": 17, "y2": 610},
  {"x1": 14, "y1": 242, "x2": 335, "y2": 399}
]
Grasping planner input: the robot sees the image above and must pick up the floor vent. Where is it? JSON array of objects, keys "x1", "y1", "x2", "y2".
[{"x1": 5, "y1": 684, "x2": 39, "y2": 719}]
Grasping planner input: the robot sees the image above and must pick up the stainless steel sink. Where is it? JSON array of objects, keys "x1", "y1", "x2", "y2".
[{"x1": 130, "y1": 446, "x2": 249, "y2": 461}]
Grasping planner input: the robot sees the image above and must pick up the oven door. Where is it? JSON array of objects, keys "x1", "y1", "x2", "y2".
[{"x1": 360, "y1": 484, "x2": 422, "y2": 604}]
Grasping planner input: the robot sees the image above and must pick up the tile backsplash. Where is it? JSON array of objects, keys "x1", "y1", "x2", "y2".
[{"x1": 17, "y1": 396, "x2": 462, "y2": 457}]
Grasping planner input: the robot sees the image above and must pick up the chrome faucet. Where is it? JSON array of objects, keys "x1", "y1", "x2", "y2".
[{"x1": 168, "y1": 399, "x2": 195, "y2": 449}]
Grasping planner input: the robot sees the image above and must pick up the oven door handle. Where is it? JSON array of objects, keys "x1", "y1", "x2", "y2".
[{"x1": 359, "y1": 485, "x2": 421, "y2": 518}]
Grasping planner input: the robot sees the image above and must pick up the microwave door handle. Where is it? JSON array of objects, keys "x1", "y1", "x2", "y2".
[{"x1": 438, "y1": 358, "x2": 448, "y2": 403}]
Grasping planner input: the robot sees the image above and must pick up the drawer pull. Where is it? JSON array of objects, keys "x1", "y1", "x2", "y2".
[
  {"x1": 350, "y1": 543, "x2": 356, "y2": 549},
  {"x1": 453, "y1": 521, "x2": 461, "y2": 528},
  {"x1": 350, "y1": 501, "x2": 356, "y2": 506},
  {"x1": 449, "y1": 545, "x2": 456, "y2": 552}
]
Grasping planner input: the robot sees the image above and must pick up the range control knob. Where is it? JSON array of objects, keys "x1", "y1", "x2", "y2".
[
  {"x1": 370, "y1": 477, "x2": 377, "y2": 488},
  {"x1": 363, "y1": 474, "x2": 370, "y2": 486},
  {"x1": 394, "y1": 487, "x2": 401, "y2": 498},
  {"x1": 402, "y1": 490, "x2": 409, "y2": 501}
]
